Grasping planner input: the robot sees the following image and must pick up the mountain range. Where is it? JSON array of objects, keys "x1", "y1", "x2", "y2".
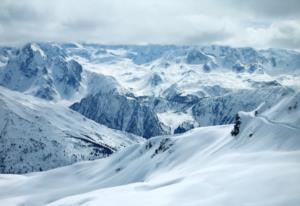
[{"x1": 0, "y1": 42, "x2": 299, "y2": 205}]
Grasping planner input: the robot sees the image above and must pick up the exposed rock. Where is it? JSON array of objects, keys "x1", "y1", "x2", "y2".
[{"x1": 71, "y1": 92, "x2": 169, "y2": 138}]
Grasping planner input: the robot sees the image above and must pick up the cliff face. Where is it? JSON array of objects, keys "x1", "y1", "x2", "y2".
[{"x1": 71, "y1": 92, "x2": 169, "y2": 138}]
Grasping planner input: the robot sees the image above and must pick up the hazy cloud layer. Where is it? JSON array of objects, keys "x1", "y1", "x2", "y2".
[{"x1": 0, "y1": 0, "x2": 299, "y2": 50}]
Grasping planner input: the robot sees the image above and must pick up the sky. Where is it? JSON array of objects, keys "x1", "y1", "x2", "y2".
[{"x1": 0, "y1": 0, "x2": 300, "y2": 50}]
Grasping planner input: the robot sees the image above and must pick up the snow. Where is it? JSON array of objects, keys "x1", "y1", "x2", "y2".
[
  {"x1": 157, "y1": 110, "x2": 195, "y2": 132},
  {"x1": 0, "y1": 86, "x2": 144, "y2": 173},
  {"x1": 259, "y1": 92, "x2": 300, "y2": 127},
  {"x1": 1, "y1": 43, "x2": 299, "y2": 132},
  {"x1": 0, "y1": 43, "x2": 299, "y2": 205},
  {"x1": 0, "y1": 92, "x2": 299, "y2": 205},
  {"x1": 71, "y1": 45, "x2": 300, "y2": 97},
  {"x1": 30, "y1": 43, "x2": 46, "y2": 57},
  {"x1": 69, "y1": 45, "x2": 299, "y2": 130}
]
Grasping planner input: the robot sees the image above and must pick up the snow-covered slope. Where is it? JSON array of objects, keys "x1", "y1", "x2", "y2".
[
  {"x1": 258, "y1": 92, "x2": 300, "y2": 127},
  {"x1": 0, "y1": 92, "x2": 299, "y2": 206},
  {"x1": 0, "y1": 86, "x2": 143, "y2": 174}
]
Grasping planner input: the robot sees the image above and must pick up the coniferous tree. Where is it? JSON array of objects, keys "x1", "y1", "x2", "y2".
[{"x1": 231, "y1": 114, "x2": 241, "y2": 136}]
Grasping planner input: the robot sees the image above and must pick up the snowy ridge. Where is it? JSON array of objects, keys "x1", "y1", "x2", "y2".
[
  {"x1": 191, "y1": 86, "x2": 293, "y2": 126},
  {"x1": 0, "y1": 92, "x2": 299, "y2": 205},
  {"x1": 0, "y1": 86, "x2": 143, "y2": 173}
]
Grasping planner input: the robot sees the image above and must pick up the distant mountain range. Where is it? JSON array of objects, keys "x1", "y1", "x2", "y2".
[{"x1": 0, "y1": 42, "x2": 299, "y2": 173}]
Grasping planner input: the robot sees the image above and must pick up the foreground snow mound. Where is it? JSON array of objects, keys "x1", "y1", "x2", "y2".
[
  {"x1": 0, "y1": 93, "x2": 299, "y2": 206},
  {"x1": 0, "y1": 87, "x2": 143, "y2": 174}
]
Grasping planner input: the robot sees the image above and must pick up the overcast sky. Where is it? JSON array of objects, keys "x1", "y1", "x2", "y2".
[{"x1": 0, "y1": 0, "x2": 300, "y2": 50}]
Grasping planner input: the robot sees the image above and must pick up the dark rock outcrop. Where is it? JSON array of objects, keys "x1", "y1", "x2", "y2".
[{"x1": 71, "y1": 92, "x2": 169, "y2": 138}]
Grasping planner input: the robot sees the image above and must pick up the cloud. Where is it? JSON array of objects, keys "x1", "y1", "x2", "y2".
[
  {"x1": 220, "y1": 20, "x2": 300, "y2": 50},
  {"x1": 268, "y1": 21, "x2": 300, "y2": 49},
  {"x1": 0, "y1": 0, "x2": 299, "y2": 50},
  {"x1": 224, "y1": 0, "x2": 300, "y2": 19},
  {"x1": 0, "y1": 1, "x2": 38, "y2": 23}
]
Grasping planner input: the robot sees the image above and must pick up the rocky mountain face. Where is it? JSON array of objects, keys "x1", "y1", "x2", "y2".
[
  {"x1": 0, "y1": 43, "x2": 82, "y2": 100},
  {"x1": 70, "y1": 91, "x2": 169, "y2": 138},
  {"x1": 191, "y1": 86, "x2": 293, "y2": 126}
]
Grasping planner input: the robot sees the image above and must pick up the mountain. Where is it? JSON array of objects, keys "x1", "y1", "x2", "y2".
[
  {"x1": 0, "y1": 42, "x2": 300, "y2": 148},
  {"x1": 0, "y1": 42, "x2": 299, "y2": 205},
  {"x1": 68, "y1": 44, "x2": 300, "y2": 74},
  {"x1": 0, "y1": 92, "x2": 299, "y2": 206},
  {"x1": 0, "y1": 42, "x2": 299, "y2": 136},
  {"x1": 0, "y1": 86, "x2": 143, "y2": 174},
  {"x1": 70, "y1": 91, "x2": 170, "y2": 138},
  {"x1": 0, "y1": 43, "x2": 171, "y2": 137},
  {"x1": 65, "y1": 43, "x2": 300, "y2": 132},
  {"x1": 0, "y1": 43, "x2": 82, "y2": 100},
  {"x1": 191, "y1": 85, "x2": 292, "y2": 126}
]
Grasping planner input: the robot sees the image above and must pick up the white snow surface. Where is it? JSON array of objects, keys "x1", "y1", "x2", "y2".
[
  {"x1": 157, "y1": 110, "x2": 195, "y2": 132},
  {"x1": 72, "y1": 45, "x2": 300, "y2": 98},
  {"x1": 0, "y1": 86, "x2": 143, "y2": 173},
  {"x1": 0, "y1": 92, "x2": 299, "y2": 206},
  {"x1": 0, "y1": 43, "x2": 300, "y2": 205}
]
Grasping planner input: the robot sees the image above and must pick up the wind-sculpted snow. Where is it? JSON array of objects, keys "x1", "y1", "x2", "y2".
[
  {"x1": 0, "y1": 87, "x2": 143, "y2": 174},
  {"x1": 0, "y1": 93, "x2": 299, "y2": 206}
]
